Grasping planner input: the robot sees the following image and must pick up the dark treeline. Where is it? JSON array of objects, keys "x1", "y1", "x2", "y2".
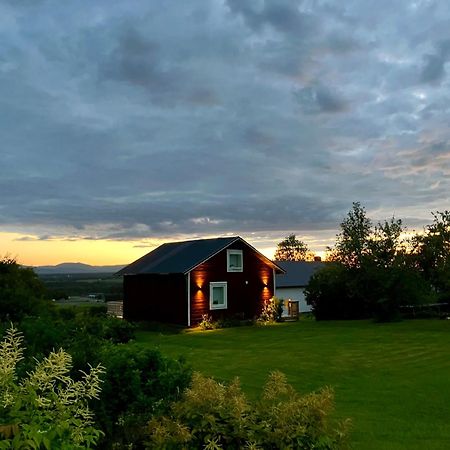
[{"x1": 306, "y1": 203, "x2": 450, "y2": 321}]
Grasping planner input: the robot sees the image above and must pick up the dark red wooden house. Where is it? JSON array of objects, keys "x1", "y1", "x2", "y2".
[{"x1": 116, "y1": 236, "x2": 285, "y2": 326}]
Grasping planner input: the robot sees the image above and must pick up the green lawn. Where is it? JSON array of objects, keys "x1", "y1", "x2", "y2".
[{"x1": 135, "y1": 319, "x2": 450, "y2": 449}]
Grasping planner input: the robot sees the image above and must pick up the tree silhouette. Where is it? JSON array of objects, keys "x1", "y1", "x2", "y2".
[{"x1": 274, "y1": 234, "x2": 311, "y2": 261}]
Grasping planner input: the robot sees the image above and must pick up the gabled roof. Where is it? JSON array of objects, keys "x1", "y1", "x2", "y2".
[
  {"x1": 275, "y1": 260, "x2": 325, "y2": 287},
  {"x1": 116, "y1": 236, "x2": 284, "y2": 276}
]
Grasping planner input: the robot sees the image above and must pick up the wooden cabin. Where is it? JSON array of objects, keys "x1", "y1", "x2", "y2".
[{"x1": 116, "y1": 236, "x2": 285, "y2": 326}]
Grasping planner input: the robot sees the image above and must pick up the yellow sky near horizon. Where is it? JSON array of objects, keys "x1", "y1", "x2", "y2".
[
  {"x1": 0, "y1": 232, "x2": 156, "y2": 266},
  {"x1": 0, "y1": 231, "x2": 281, "y2": 266}
]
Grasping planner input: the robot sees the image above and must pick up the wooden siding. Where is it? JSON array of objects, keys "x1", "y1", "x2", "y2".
[
  {"x1": 123, "y1": 273, "x2": 187, "y2": 325},
  {"x1": 189, "y1": 240, "x2": 274, "y2": 325}
]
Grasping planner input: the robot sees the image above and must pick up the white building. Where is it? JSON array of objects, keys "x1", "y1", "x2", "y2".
[{"x1": 275, "y1": 261, "x2": 325, "y2": 316}]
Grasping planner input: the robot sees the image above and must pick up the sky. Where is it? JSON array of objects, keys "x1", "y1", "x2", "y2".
[{"x1": 1, "y1": 0, "x2": 449, "y2": 266}]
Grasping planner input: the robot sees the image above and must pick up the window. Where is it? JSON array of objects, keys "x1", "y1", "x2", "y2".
[
  {"x1": 210, "y1": 282, "x2": 227, "y2": 310},
  {"x1": 227, "y1": 249, "x2": 243, "y2": 272}
]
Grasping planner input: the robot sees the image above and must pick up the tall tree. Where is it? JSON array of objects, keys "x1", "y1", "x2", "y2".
[
  {"x1": 274, "y1": 234, "x2": 311, "y2": 261},
  {"x1": 369, "y1": 217, "x2": 405, "y2": 268},
  {"x1": 328, "y1": 202, "x2": 372, "y2": 268}
]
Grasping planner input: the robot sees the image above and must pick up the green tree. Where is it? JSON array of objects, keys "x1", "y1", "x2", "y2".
[
  {"x1": 274, "y1": 234, "x2": 311, "y2": 261},
  {"x1": 0, "y1": 256, "x2": 49, "y2": 322},
  {"x1": 307, "y1": 204, "x2": 430, "y2": 321},
  {"x1": 328, "y1": 202, "x2": 372, "y2": 268},
  {"x1": 369, "y1": 217, "x2": 405, "y2": 268},
  {"x1": 412, "y1": 210, "x2": 450, "y2": 300}
]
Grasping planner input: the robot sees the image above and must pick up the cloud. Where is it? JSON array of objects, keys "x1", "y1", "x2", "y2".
[
  {"x1": 420, "y1": 40, "x2": 450, "y2": 84},
  {"x1": 295, "y1": 84, "x2": 347, "y2": 114},
  {"x1": 0, "y1": 0, "x2": 449, "y2": 251}
]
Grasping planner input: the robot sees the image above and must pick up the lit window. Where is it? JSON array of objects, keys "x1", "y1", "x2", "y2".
[
  {"x1": 227, "y1": 249, "x2": 243, "y2": 272},
  {"x1": 210, "y1": 282, "x2": 227, "y2": 310}
]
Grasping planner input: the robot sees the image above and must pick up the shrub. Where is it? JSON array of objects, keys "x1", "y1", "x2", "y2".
[
  {"x1": 93, "y1": 344, "x2": 192, "y2": 449},
  {"x1": 199, "y1": 314, "x2": 215, "y2": 330},
  {"x1": 258, "y1": 296, "x2": 283, "y2": 323},
  {"x1": 146, "y1": 371, "x2": 350, "y2": 449},
  {"x1": 102, "y1": 317, "x2": 136, "y2": 344},
  {"x1": 0, "y1": 325, "x2": 104, "y2": 449}
]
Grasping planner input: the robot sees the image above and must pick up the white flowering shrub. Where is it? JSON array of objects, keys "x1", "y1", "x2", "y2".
[{"x1": 0, "y1": 325, "x2": 105, "y2": 449}]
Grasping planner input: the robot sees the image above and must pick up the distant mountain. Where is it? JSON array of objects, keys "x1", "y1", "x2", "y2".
[{"x1": 33, "y1": 262, "x2": 126, "y2": 275}]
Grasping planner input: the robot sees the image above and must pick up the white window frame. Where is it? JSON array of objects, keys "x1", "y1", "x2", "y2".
[
  {"x1": 227, "y1": 249, "x2": 243, "y2": 272},
  {"x1": 210, "y1": 282, "x2": 228, "y2": 310}
]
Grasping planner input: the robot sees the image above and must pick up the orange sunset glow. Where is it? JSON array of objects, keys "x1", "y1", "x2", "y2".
[{"x1": 0, "y1": 232, "x2": 285, "y2": 267}]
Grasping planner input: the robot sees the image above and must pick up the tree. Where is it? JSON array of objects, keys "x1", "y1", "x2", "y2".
[
  {"x1": 411, "y1": 210, "x2": 450, "y2": 300},
  {"x1": 306, "y1": 203, "x2": 430, "y2": 321},
  {"x1": 369, "y1": 217, "x2": 405, "y2": 268},
  {"x1": 328, "y1": 202, "x2": 372, "y2": 268},
  {"x1": 274, "y1": 234, "x2": 311, "y2": 261},
  {"x1": 0, "y1": 256, "x2": 49, "y2": 321}
]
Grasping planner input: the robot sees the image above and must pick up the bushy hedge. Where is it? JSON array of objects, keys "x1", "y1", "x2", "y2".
[
  {"x1": 94, "y1": 345, "x2": 191, "y2": 449},
  {"x1": 147, "y1": 371, "x2": 350, "y2": 449}
]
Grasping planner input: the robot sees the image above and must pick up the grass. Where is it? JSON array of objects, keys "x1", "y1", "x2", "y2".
[{"x1": 135, "y1": 319, "x2": 450, "y2": 449}]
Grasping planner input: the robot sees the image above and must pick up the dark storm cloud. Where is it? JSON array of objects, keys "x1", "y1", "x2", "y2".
[{"x1": 1, "y1": 0, "x2": 450, "y2": 247}]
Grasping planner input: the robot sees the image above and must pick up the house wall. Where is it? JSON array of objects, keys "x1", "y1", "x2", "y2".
[
  {"x1": 123, "y1": 273, "x2": 187, "y2": 325},
  {"x1": 275, "y1": 286, "x2": 312, "y2": 315},
  {"x1": 189, "y1": 240, "x2": 274, "y2": 325}
]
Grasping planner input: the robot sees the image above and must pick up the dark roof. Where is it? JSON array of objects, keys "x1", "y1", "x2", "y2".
[
  {"x1": 116, "y1": 236, "x2": 284, "y2": 276},
  {"x1": 275, "y1": 261, "x2": 325, "y2": 287}
]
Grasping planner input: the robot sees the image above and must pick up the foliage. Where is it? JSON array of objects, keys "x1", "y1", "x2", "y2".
[
  {"x1": 258, "y1": 296, "x2": 283, "y2": 323},
  {"x1": 0, "y1": 325, "x2": 104, "y2": 449},
  {"x1": 274, "y1": 234, "x2": 312, "y2": 261},
  {"x1": 327, "y1": 202, "x2": 372, "y2": 268},
  {"x1": 1, "y1": 307, "x2": 188, "y2": 448},
  {"x1": 199, "y1": 314, "x2": 255, "y2": 330},
  {"x1": 146, "y1": 371, "x2": 350, "y2": 449},
  {"x1": 102, "y1": 317, "x2": 136, "y2": 344},
  {"x1": 199, "y1": 314, "x2": 215, "y2": 330},
  {"x1": 0, "y1": 256, "x2": 50, "y2": 321},
  {"x1": 307, "y1": 204, "x2": 433, "y2": 321},
  {"x1": 411, "y1": 210, "x2": 450, "y2": 299},
  {"x1": 305, "y1": 264, "x2": 366, "y2": 320},
  {"x1": 16, "y1": 312, "x2": 136, "y2": 378},
  {"x1": 93, "y1": 344, "x2": 192, "y2": 449}
]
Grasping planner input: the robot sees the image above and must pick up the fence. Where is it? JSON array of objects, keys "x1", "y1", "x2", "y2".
[{"x1": 107, "y1": 301, "x2": 123, "y2": 318}]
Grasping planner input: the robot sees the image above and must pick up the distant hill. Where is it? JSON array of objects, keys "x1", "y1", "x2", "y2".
[{"x1": 33, "y1": 262, "x2": 126, "y2": 275}]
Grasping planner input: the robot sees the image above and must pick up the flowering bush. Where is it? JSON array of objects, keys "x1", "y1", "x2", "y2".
[
  {"x1": 0, "y1": 325, "x2": 105, "y2": 449},
  {"x1": 199, "y1": 314, "x2": 215, "y2": 330},
  {"x1": 258, "y1": 296, "x2": 284, "y2": 323}
]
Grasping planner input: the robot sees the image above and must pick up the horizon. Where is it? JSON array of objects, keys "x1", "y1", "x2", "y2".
[{"x1": 3, "y1": 232, "x2": 329, "y2": 266}]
